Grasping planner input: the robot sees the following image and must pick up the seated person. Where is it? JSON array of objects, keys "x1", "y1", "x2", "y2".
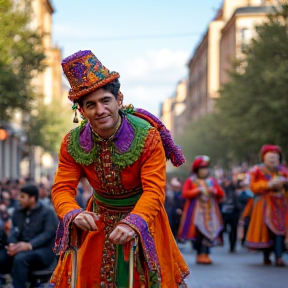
[
  {"x1": 0, "y1": 203, "x2": 11, "y2": 285},
  {"x1": 0, "y1": 185, "x2": 58, "y2": 288},
  {"x1": 1, "y1": 188, "x2": 16, "y2": 216},
  {"x1": 38, "y1": 183, "x2": 52, "y2": 206}
]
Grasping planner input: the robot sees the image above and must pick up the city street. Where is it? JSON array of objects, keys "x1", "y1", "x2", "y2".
[{"x1": 179, "y1": 236, "x2": 288, "y2": 288}]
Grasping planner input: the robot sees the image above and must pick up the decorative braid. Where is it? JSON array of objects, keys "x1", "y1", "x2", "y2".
[{"x1": 122, "y1": 105, "x2": 185, "y2": 167}]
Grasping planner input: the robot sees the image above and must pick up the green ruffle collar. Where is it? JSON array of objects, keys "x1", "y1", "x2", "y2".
[{"x1": 66, "y1": 112, "x2": 151, "y2": 168}]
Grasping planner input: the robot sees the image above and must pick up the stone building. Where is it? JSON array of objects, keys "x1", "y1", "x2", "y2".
[
  {"x1": 187, "y1": 10, "x2": 224, "y2": 122},
  {"x1": 160, "y1": 79, "x2": 187, "y2": 140},
  {"x1": 220, "y1": 4, "x2": 273, "y2": 86},
  {"x1": 186, "y1": 0, "x2": 276, "y2": 123},
  {"x1": 160, "y1": 79, "x2": 187, "y2": 173},
  {"x1": 0, "y1": 0, "x2": 62, "y2": 180}
]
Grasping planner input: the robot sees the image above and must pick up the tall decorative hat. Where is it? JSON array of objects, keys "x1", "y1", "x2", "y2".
[
  {"x1": 192, "y1": 155, "x2": 210, "y2": 172},
  {"x1": 260, "y1": 144, "x2": 282, "y2": 162},
  {"x1": 61, "y1": 50, "x2": 120, "y2": 102}
]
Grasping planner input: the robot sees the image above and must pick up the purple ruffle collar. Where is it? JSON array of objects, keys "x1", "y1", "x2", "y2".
[{"x1": 79, "y1": 115, "x2": 135, "y2": 153}]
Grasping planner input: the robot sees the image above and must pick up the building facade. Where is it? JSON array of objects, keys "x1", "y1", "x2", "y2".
[
  {"x1": 186, "y1": 9, "x2": 224, "y2": 123},
  {"x1": 0, "y1": 0, "x2": 62, "y2": 181},
  {"x1": 186, "y1": 0, "x2": 275, "y2": 122},
  {"x1": 30, "y1": 0, "x2": 62, "y2": 105},
  {"x1": 187, "y1": 11, "x2": 226, "y2": 123},
  {"x1": 220, "y1": 5, "x2": 272, "y2": 86},
  {"x1": 160, "y1": 79, "x2": 187, "y2": 173},
  {"x1": 160, "y1": 79, "x2": 187, "y2": 139},
  {"x1": 159, "y1": 0, "x2": 278, "y2": 155}
]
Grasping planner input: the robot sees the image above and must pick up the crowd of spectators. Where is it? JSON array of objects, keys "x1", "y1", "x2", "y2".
[
  {"x1": 0, "y1": 177, "x2": 58, "y2": 287},
  {"x1": 0, "y1": 176, "x2": 93, "y2": 287}
]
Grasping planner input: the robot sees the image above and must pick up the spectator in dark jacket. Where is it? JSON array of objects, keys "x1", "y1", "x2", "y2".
[
  {"x1": 165, "y1": 177, "x2": 185, "y2": 239},
  {"x1": 220, "y1": 177, "x2": 242, "y2": 253},
  {"x1": 0, "y1": 184, "x2": 58, "y2": 288}
]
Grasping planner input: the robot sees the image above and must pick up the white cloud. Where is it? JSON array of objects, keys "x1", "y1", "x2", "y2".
[
  {"x1": 122, "y1": 48, "x2": 189, "y2": 80},
  {"x1": 123, "y1": 85, "x2": 167, "y2": 117},
  {"x1": 119, "y1": 48, "x2": 189, "y2": 117}
]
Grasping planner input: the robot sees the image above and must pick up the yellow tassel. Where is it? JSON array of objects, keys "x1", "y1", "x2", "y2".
[{"x1": 73, "y1": 110, "x2": 79, "y2": 123}]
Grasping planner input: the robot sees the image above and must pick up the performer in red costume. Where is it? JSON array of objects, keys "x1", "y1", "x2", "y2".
[
  {"x1": 178, "y1": 155, "x2": 225, "y2": 264},
  {"x1": 245, "y1": 145, "x2": 288, "y2": 266}
]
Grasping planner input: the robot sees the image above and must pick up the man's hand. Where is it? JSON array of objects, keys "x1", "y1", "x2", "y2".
[
  {"x1": 6, "y1": 242, "x2": 32, "y2": 256},
  {"x1": 207, "y1": 187, "x2": 216, "y2": 194},
  {"x1": 73, "y1": 211, "x2": 99, "y2": 231},
  {"x1": 109, "y1": 224, "x2": 136, "y2": 245}
]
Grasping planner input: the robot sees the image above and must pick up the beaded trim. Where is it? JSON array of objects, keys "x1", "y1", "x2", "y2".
[
  {"x1": 93, "y1": 203, "x2": 130, "y2": 288},
  {"x1": 113, "y1": 114, "x2": 151, "y2": 168},
  {"x1": 66, "y1": 122, "x2": 99, "y2": 166},
  {"x1": 120, "y1": 213, "x2": 161, "y2": 288},
  {"x1": 93, "y1": 138, "x2": 124, "y2": 194},
  {"x1": 54, "y1": 208, "x2": 83, "y2": 255}
]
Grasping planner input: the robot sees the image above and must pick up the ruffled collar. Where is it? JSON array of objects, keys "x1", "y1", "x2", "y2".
[{"x1": 79, "y1": 114, "x2": 135, "y2": 153}]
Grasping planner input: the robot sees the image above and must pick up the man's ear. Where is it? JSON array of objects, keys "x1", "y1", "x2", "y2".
[
  {"x1": 117, "y1": 92, "x2": 123, "y2": 108},
  {"x1": 78, "y1": 107, "x2": 86, "y2": 119}
]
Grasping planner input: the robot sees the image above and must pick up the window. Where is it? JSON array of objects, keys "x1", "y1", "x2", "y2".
[{"x1": 241, "y1": 28, "x2": 252, "y2": 45}]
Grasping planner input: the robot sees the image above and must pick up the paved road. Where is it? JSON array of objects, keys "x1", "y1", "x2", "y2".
[{"x1": 179, "y1": 237, "x2": 288, "y2": 288}]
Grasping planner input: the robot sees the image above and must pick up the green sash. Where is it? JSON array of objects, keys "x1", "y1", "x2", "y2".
[{"x1": 93, "y1": 190, "x2": 141, "y2": 208}]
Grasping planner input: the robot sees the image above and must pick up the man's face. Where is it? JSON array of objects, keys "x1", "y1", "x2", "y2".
[
  {"x1": 39, "y1": 186, "x2": 48, "y2": 199},
  {"x1": 1, "y1": 191, "x2": 11, "y2": 206},
  {"x1": 18, "y1": 192, "x2": 34, "y2": 209},
  {"x1": 81, "y1": 88, "x2": 121, "y2": 139},
  {"x1": 223, "y1": 178, "x2": 231, "y2": 187},
  {"x1": 263, "y1": 152, "x2": 280, "y2": 169}
]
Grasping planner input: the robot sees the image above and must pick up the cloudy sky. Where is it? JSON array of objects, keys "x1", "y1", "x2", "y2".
[{"x1": 52, "y1": 0, "x2": 223, "y2": 116}]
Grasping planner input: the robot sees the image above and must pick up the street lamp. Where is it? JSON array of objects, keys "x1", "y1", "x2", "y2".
[{"x1": 0, "y1": 129, "x2": 8, "y2": 141}]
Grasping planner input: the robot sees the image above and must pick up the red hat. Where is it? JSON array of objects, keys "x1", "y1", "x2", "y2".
[
  {"x1": 260, "y1": 145, "x2": 282, "y2": 161},
  {"x1": 192, "y1": 155, "x2": 210, "y2": 172}
]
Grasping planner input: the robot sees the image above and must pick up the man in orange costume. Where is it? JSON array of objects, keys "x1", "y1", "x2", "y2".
[
  {"x1": 50, "y1": 50, "x2": 189, "y2": 288},
  {"x1": 245, "y1": 145, "x2": 288, "y2": 266}
]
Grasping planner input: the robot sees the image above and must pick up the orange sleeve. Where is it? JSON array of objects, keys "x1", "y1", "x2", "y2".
[
  {"x1": 130, "y1": 129, "x2": 166, "y2": 227},
  {"x1": 182, "y1": 178, "x2": 200, "y2": 199},
  {"x1": 51, "y1": 135, "x2": 83, "y2": 219},
  {"x1": 250, "y1": 169, "x2": 268, "y2": 195}
]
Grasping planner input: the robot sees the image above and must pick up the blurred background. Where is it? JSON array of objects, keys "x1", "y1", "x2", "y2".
[
  {"x1": 0, "y1": 1, "x2": 288, "y2": 287},
  {"x1": 0, "y1": 0, "x2": 287, "y2": 181}
]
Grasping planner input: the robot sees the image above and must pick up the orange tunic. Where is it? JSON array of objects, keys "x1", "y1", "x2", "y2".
[
  {"x1": 240, "y1": 198, "x2": 254, "y2": 220},
  {"x1": 245, "y1": 165, "x2": 288, "y2": 249},
  {"x1": 50, "y1": 113, "x2": 189, "y2": 288}
]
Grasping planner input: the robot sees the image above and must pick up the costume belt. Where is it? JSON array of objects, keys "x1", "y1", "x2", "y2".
[{"x1": 93, "y1": 189, "x2": 142, "y2": 212}]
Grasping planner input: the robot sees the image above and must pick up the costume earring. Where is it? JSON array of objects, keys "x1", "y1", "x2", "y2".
[
  {"x1": 72, "y1": 102, "x2": 79, "y2": 123},
  {"x1": 73, "y1": 110, "x2": 79, "y2": 123}
]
